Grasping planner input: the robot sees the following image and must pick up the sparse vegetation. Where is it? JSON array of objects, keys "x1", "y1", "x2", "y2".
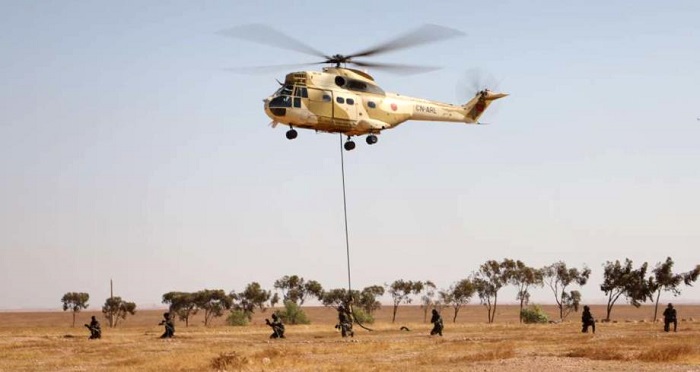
[
  {"x1": 101, "y1": 296, "x2": 136, "y2": 327},
  {"x1": 543, "y1": 261, "x2": 591, "y2": 320},
  {"x1": 520, "y1": 305, "x2": 549, "y2": 324},
  {"x1": 61, "y1": 292, "x2": 89, "y2": 327},
  {"x1": 276, "y1": 300, "x2": 309, "y2": 325},
  {"x1": 1, "y1": 305, "x2": 699, "y2": 371},
  {"x1": 226, "y1": 309, "x2": 249, "y2": 326}
]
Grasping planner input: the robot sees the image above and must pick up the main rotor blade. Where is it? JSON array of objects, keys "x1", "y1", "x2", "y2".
[
  {"x1": 351, "y1": 60, "x2": 440, "y2": 75},
  {"x1": 223, "y1": 62, "x2": 325, "y2": 75},
  {"x1": 217, "y1": 24, "x2": 330, "y2": 59},
  {"x1": 349, "y1": 24, "x2": 465, "y2": 59}
]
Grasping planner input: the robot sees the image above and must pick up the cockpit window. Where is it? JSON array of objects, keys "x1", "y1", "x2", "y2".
[
  {"x1": 322, "y1": 94, "x2": 331, "y2": 102},
  {"x1": 277, "y1": 85, "x2": 293, "y2": 96},
  {"x1": 269, "y1": 95, "x2": 292, "y2": 108},
  {"x1": 292, "y1": 87, "x2": 308, "y2": 98}
]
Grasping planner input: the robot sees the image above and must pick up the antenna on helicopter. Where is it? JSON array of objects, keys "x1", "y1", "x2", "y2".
[{"x1": 218, "y1": 24, "x2": 465, "y2": 75}]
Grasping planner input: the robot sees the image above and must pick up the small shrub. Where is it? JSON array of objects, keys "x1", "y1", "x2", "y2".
[
  {"x1": 520, "y1": 305, "x2": 549, "y2": 324},
  {"x1": 352, "y1": 308, "x2": 374, "y2": 324},
  {"x1": 276, "y1": 301, "x2": 310, "y2": 325},
  {"x1": 210, "y1": 351, "x2": 249, "y2": 371},
  {"x1": 226, "y1": 310, "x2": 249, "y2": 326}
]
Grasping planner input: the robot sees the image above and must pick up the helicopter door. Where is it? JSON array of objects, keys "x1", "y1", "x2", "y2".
[
  {"x1": 333, "y1": 94, "x2": 358, "y2": 124},
  {"x1": 306, "y1": 88, "x2": 334, "y2": 124}
]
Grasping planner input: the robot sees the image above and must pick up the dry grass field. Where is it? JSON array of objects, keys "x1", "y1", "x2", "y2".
[{"x1": 1, "y1": 304, "x2": 699, "y2": 371}]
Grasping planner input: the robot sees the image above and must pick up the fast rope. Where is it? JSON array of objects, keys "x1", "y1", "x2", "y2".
[
  {"x1": 339, "y1": 134, "x2": 352, "y2": 293},
  {"x1": 338, "y1": 134, "x2": 373, "y2": 332}
]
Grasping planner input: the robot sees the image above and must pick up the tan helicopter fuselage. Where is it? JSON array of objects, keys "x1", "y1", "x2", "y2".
[{"x1": 264, "y1": 67, "x2": 506, "y2": 136}]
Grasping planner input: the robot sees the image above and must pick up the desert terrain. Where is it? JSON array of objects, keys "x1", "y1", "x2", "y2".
[{"x1": 1, "y1": 304, "x2": 699, "y2": 371}]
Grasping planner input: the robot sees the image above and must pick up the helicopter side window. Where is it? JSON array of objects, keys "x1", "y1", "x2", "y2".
[
  {"x1": 367, "y1": 101, "x2": 376, "y2": 109},
  {"x1": 322, "y1": 94, "x2": 331, "y2": 102},
  {"x1": 346, "y1": 98, "x2": 355, "y2": 105},
  {"x1": 336, "y1": 97, "x2": 345, "y2": 104},
  {"x1": 293, "y1": 97, "x2": 301, "y2": 108},
  {"x1": 301, "y1": 87, "x2": 308, "y2": 98}
]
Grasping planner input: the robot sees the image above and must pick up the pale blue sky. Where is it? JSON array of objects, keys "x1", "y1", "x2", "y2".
[{"x1": 1, "y1": 0, "x2": 699, "y2": 310}]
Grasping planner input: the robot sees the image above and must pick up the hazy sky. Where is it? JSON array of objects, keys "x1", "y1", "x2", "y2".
[{"x1": 1, "y1": 0, "x2": 699, "y2": 310}]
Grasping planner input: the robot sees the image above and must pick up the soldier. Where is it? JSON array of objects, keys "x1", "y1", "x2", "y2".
[
  {"x1": 265, "y1": 314, "x2": 285, "y2": 339},
  {"x1": 581, "y1": 305, "x2": 595, "y2": 334},
  {"x1": 84, "y1": 316, "x2": 101, "y2": 340},
  {"x1": 430, "y1": 309, "x2": 444, "y2": 336},
  {"x1": 663, "y1": 303, "x2": 677, "y2": 332},
  {"x1": 159, "y1": 312, "x2": 175, "y2": 338},
  {"x1": 336, "y1": 305, "x2": 354, "y2": 338}
]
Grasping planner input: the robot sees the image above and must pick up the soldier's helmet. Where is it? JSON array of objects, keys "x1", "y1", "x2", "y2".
[
  {"x1": 583, "y1": 305, "x2": 590, "y2": 311},
  {"x1": 432, "y1": 309, "x2": 438, "y2": 314},
  {"x1": 338, "y1": 305, "x2": 344, "y2": 311},
  {"x1": 91, "y1": 315, "x2": 96, "y2": 320},
  {"x1": 668, "y1": 303, "x2": 673, "y2": 308},
  {"x1": 164, "y1": 312, "x2": 170, "y2": 318},
  {"x1": 272, "y1": 314, "x2": 278, "y2": 320}
]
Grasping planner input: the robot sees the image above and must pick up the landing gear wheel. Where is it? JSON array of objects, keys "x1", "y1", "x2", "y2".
[
  {"x1": 366, "y1": 134, "x2": 378, "y2": 145},
  {"x1": 344, "y1": 140, "x2": 356, "y2": 151},
  {"x1": 285, "y1": 129, "x2": 298, "y2": 140}
]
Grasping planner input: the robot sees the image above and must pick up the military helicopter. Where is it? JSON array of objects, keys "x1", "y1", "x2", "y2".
[{"x1": 221, "y1": 24, "x2": 507, "y2": 151}]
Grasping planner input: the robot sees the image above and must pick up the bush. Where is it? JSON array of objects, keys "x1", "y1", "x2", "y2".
[
  {"x1": 352, "y1": 308, "x2": 374, "y2": 324},
  {"x1": 276, "y1": 301, "x2": 310, "y2": 325},
  {"x1": 520, "y1": 305, "x2": 549, "y2": 324},
  {"x1": 226, "y1": 310, "x2": 249, "y2": 326}
]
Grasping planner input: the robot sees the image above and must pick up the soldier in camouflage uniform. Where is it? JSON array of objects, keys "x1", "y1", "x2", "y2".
[
  {"x1": 663, "y1": 303, "x2": 677, "y2": 332},
  {"x1": 266, "y1": 314, "x2": 285, "y2": 339},
  {"x1": 430, "y1": 309, "x2": 444, "y2": 336},
  {"x1": 159, "y1": 312, "x2": 175, "y2": 338},
  {"x1": 581, "y1": 305, "x2": 595, "y2": 334},
  {"x1": 84, "y1": 316, "x2": 101, "y2": 340},
  {"x1": 336, "y1": 305, "x2": 354, "y2": 338}
]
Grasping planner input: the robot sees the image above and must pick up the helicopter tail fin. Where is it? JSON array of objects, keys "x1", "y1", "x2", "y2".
[{"x1": 462, "y1": 90, "x2": 507, "y2": 123}]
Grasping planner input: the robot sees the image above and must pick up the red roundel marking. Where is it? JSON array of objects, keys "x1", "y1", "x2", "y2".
[
  {"x1": 475, "y1": 102, "x2": 485, "y2": 113},
  {"x1": 390, "y1": 103, "x2": 397, "y2": 111}
]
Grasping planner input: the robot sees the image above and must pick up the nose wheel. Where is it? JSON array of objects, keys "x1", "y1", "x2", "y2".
[
  {"x1": 366, "y1": 134, "x2": 378, "y2": 145},
  {"x1": 285, "y1": 128, "x2": 298, "y2": 140}
]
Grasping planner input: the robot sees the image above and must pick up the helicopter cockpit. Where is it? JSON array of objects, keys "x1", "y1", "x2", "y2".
[{"x1": 266, "y1": 84, "x2": 310, "y2": 118}]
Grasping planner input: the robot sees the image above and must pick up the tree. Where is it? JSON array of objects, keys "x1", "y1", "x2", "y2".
[
  {"x1": 543, "y1": 261, "x2": 591, "y2": 320},
  {"x1": 321, "y1": 288, "x2": 359, "y2": 309},
  {"x1": 440, "y1": 279, "x2": 476, "y2": 323},
  {"x1": 419, "y1": 281, "x2": 437, "y2": 323},
  {"x1": 61, "y1": 292, "x2": 89, "y2": 327},
  {"x1": 273, "y1": 275, "x2": 324, "y2": 305},
  {"x1": 101, "y1": 297, "x2": 136, "y2": 327},
  {"x1": 472, "y1": 260, "x2": 513, "y2": 324},
  {"x1": 162, "y1": 292, "x2": 197, "y2": 327},
  {"x1": 358, "y1": 285, "x2": 385, "y2": 315},
  {"x1": 507, "y1": 261, "x2": 544, "y2": 323},
  {"x1": 193, "y1": 289, "x2": 233, "y2": 326},
  {"x1": 387, "y1": 280, "x2": 424, "y2": 323},
  {"x1": 600, "y1": 259, "x2": 653, "y2": 321},
  {"x1": 650, "y1": 257, "x2": 700, "y2": 322},
  {"x1": 234, "y1": 282, "x2": 272, "y2": 321}
]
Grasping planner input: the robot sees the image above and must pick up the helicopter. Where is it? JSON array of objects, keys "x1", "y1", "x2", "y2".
[{"x1": 221, "y1": 24, "x2": 507, "y2": 151}]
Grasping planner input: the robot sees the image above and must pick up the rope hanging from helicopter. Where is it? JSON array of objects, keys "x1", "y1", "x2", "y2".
[{"x1": 338, "y1": 134, "x2": 374, "y2": 332}]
